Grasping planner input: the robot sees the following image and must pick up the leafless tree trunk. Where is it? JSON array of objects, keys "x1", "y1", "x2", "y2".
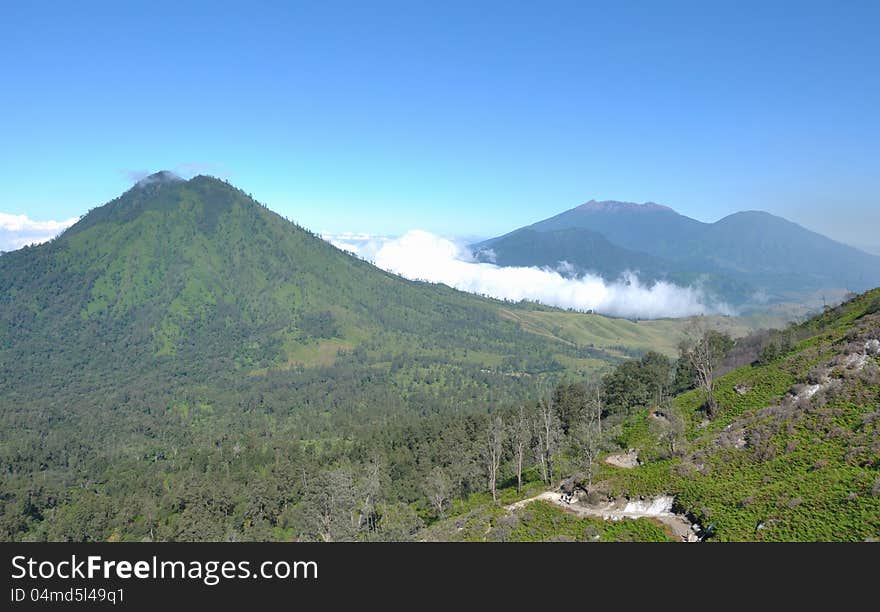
[
  {"x1": 425, "y1": 466, "x2": 452, "y2": 518},
  {"x1": 684, "y1": 323, "x2": 733, "y2": 419},
  {"x1": 533, "y1": 441, "x2": 548, "y2": 484},
  {"x1": 483, "y1": 416, "x2": 504, "y2": 502},
  {"x1": 690, "y1": 329, "x2": 717, "y2": 417},
  {"x1": 509, "y1": 405, "x2": 530, "y2": 493},
  {"x1": 357, "y1": 457, "x2": 382, "y2": 532},
  {"x1": 534, "y1": 392, "x2": 562, "y2": 485},
  {"x1": 662, "y1": 407, "x2": 685, "y2": 456},
  {"x1": 576, "y1": 390, "x2": 603, "y2": 488}
]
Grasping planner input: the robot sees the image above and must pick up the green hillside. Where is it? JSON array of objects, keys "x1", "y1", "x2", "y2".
[
  {"x1": 603, "y1": 289, "x2": 880, "y2": 541},
  {"x1": 497, "y1": 307, "x2": 775, "y2": 360},
  {"x1": 1, "y1": 173, "x2": 581, "y2": 407},
  {"x1": 425, "y1": 289, "x2": 880, "y2": 542}
]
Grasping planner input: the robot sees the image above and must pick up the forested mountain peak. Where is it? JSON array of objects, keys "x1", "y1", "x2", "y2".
[{"x1": 65, "y1": 173, "x2": 254, "y2": 237}]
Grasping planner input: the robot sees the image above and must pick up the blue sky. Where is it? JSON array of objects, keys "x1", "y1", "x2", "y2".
[{"x1": 1, "y1": 0, "x2": 878, "y2": 248}]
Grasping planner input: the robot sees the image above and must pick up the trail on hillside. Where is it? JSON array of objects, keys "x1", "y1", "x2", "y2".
[{"x1": 505, "y1": 491, "x2": 698, "y2": 541}]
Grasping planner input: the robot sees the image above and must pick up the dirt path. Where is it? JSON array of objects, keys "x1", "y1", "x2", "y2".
[{"x1": 505, "y1": 491, "x2": 698, "y2": 541}]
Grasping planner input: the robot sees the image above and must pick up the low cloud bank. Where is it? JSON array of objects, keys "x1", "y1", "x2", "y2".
[
  {"x1": 0, "y1": 213, "x2": 78, "y2": 252},
  {"x1": 324, "y1": 230, "x2": 731, "y2": 319}
]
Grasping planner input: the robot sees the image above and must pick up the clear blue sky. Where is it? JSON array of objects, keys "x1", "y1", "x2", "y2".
[{"x1": 1, "y1": 0, "x2": 878, "y2": 246}]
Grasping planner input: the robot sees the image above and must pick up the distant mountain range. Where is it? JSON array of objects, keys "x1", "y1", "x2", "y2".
[{"x1": 473, "y1": 200, "x2": 880, "y2": 307}]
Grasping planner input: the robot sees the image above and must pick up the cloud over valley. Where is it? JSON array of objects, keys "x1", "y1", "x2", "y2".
[{"x1": 323, "y1": 230, "x2": 731, "y2": 319}]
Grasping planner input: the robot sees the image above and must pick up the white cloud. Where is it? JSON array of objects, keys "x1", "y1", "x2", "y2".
[
  {"x1": 328, "y1": 229, "x2": 732, "y2": 319},
  {"x1": 0, "y1": 213, "x2": 78, "y2": 252},
  {"x1": 321, "y1": 232, "x2": 394, "y2": 257}
]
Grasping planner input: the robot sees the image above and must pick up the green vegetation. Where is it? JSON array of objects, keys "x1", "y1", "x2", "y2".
[
  {"x1": 602, "y1": 289, "x2": 880, "y2": 541},
  {"x1": 504, "y1": 501, "x2": 672, "y2": 542},
  {"x1": 497, "y1": 307, "x2": 770, "y2": 361},
  {"x1": 426, "y1": 500, "x2": 673, "y2": 542}
]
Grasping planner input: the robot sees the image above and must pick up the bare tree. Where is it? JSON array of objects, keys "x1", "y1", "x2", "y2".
[
  {"x1": 655, "y1": 403, "x2": 685, "y2": 457},
  {"x1": 682, "y1": 323, "x2": 734, "y2": 419},
  {"x1": 356, "y1": 457, "x2": 383, "y2": 532},
  {"x1": 532, "y1": 392, "x2": 562, "y2": 485},
  {"x1": 300, "y1": 468, "x2": 358, "y2": 542},
  {"x1": 424, "y1": 466, "x2": 453, "y2": 518},
  {"x1": 483, "y1": 415, "x2": 505, "y2": 503},
  {"x1": 573, "y1": 388, "x2": 603, "y2": 488},
  {"x1": 509, "y1": 405, "x2": 530, "y2": 493}
]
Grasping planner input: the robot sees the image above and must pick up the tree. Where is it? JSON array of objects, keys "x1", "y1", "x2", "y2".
[
  {"x1": 356, "y1": 457, "x2": 384, "y2": 533},
  {"x1": 551, "y1": 382, "x2": 587, "y2": 433},
  {"x1": 483, "y1": 416, "x2": 505, "y2": 503},
  {"x1": 296, "y1": 468, "x2": 358, "y2": 542},
  {"x1": 532, "y1": 393, "x2": 562, "y2": 485},
  {"x1": 424, "y1": 466, "x2": 453, "y2": 518},
  {"x1": 602, "y1": 352, "x2": 671, "y2": 417},
  {"x1": 681, "y1": 325, "x2": 734, "y2": 419},
  {"x1": 372, "y1": 503, "x2": 424, "y2": 542},
  {"x1": 509, "y1": 405, "x2": 531, "y2": 493},
  {"x1": 572, "y1": 387, "x2": 603, "y2": 488},
  {"x1": 652, "y1": 401, "x2": 685, "y2": 458}
]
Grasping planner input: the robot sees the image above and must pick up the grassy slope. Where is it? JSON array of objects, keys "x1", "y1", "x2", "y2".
[
  {"x1": 606, "y1": 289, "x2": 880, "y2": 541},
  {"x1": 425, "y1": 290, "x2": 879, "y2": 542},
  {"x1": 501, "y1": 308, "x2": 779, "y2": 358}
]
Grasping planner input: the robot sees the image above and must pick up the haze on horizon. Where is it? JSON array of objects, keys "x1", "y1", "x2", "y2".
[{"x1": 1, "y1": 1, "x2": 878, "y2": 252}]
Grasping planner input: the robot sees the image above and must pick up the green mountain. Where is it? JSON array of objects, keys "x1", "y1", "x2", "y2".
[
  {"x1": 474, "y1": 200, "x2": 880, "y2": 306},
  {"x1": 1, "y1": 172, "x2": 585, "y2": 409}
]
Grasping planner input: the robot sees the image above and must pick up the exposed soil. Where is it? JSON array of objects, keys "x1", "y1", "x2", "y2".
[{"x1": 506, "y1": 491, "x2": 699, "y2": 542}]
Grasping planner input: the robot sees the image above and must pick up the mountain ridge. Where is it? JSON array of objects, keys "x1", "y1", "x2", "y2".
[{"x1": 474, "y1": 200, "x2": 880, "y2": 307}]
